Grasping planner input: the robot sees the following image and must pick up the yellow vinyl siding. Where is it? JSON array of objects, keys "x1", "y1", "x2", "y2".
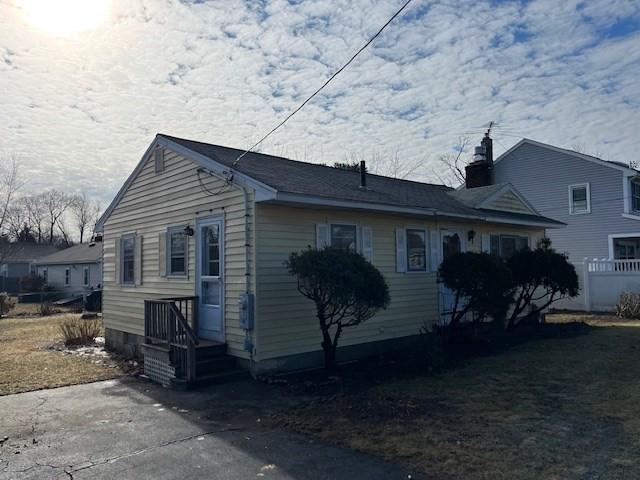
[
  {"x1": 486, "y1": 190, "x2": 533, "y2": 214},
  {"x1": 102, "y1": 148, "x2": 254, "y2": 358},
  {"x1": 254, "y1": 203, "x2": 545, "y2": 361},
  {"x1": 255, "y1": 204, "x2": 438, "y2": 361}
]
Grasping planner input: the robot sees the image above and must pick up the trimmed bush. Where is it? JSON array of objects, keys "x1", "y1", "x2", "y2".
[{"x1": 287, "y1": 247, "x2": 390, "y2": 370}]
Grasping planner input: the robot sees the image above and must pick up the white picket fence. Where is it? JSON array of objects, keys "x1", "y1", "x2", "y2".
[{"x1": 554, "y1": 259, "x2": 640, "y2": 312}]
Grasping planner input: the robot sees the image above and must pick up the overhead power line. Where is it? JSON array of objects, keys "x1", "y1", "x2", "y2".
[{"x1": 232, "y1": 0, "x2": 415, "y2": 167}]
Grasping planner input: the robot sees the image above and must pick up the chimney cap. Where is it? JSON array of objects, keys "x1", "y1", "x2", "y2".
[{"x1": 473, "y1": 145, "x2": 486, "y2": 163}]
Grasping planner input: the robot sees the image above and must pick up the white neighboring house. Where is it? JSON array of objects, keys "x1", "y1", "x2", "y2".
[{"x1": 35, "y1": 242, "x2": 103, "y2": 292}]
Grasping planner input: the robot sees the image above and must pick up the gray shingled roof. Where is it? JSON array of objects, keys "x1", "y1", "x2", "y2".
[
  {"x1": 0, "y1": 243, "x2": 60, "y2": 263},
  {"x1": 160, "y1": 134, "x2": 563, "y2": 226},
  {"x1": 162, "y1": 135, "x2": 485, "y2": 217},
  {"x1": 36, "y1": 242, "x2": 102, "y2": 265}
]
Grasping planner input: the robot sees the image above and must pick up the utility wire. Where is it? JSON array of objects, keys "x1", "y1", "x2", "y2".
[{"x1": 232, "y1": 0, "x2": 415, "y2": 167}]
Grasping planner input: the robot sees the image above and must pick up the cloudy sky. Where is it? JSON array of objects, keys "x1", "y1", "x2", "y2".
[{"x1": 1, "y1": 0, "x2": 639, "y2": 205}]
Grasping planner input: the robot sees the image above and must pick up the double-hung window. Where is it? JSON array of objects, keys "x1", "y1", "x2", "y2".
[
  {"x1": 490, "y1": 234, "x2": 529, "y2": 258},
  {"x1": 406, "y1": 229, "x2": 427, "y2": 272},
  {"x1": 631, "y1": 180, "x2": 640, "y2": 213},
  {"x1": 167, "y1": 227, "x2": 187, "y2": 276},
  {"x1": 42, "y1": 268, "x2": 48, "y2": 284},
  {"x1": 83, "y1": 266, "x2": 90, "y2": 287},
  {"x1": 569, "y1": 183, "x2": 590, "y2": 214},
  {"x1": 330, "y1": 224, "x2": 357, "y2": 251},
  {"x1": 121, "y1": 234, "x2": 135, "y2": 285},
  {"x1": 64, "y1": 268, "x2": 70, "y2": 286}
]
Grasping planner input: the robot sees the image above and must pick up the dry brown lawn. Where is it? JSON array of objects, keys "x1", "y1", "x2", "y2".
[
  {"x1": 0, "y1": 312, "x2": 123, "y2": 395},
  {"x1": 271, "y1": 314, "x2": 640, "y2": 480}
]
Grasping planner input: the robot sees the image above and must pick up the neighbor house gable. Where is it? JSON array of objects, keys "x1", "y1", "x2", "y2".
[{"x1": 496, "y1": 138, "x2": 637, "y2": 175}]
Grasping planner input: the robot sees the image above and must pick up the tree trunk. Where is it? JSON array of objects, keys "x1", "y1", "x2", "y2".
[{"x1": 321, "y1": 327, "x2": 337, "y2": 370}]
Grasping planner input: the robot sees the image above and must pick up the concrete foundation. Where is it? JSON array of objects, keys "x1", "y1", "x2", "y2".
[{"x1": 105, "y1": 328, "x2": 144, "y2": 359}]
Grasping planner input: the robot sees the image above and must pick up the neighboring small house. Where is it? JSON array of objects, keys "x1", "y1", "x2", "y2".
[
  {"x1": 492, "y1": 138, "x2": 640, "y2": 262},
  {"x1": 0, "y1": 242, "x2": 60, "y2": 282},
  {"x1": 96, "y1": 134, "x2": 563, "y2": 385},
  {"x1": 35, "y1": 242, "x2": 103, "y2": 292}
]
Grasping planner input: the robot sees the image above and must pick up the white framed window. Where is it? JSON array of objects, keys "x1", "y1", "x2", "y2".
[
  {"x1": 406, "y1": 229, "x2": 427, "y2": 272},
  {"x1": 154, "y1": 148, "x2": 164, "y2": 173},
  {"x1": 83, "y1": 266, "x2": 90, "y2": 286},
  {"x1": 330, "y1": 224, "x2": 357, "y2": 251},
  {"x1": 489, "y1": 234, "x2": 529, "y2": 258},
  {"x1": 167, "y1": 226, "x2": 187, "y2": 276},
  {"x1": 568, "y1": 183, "x2": 591, "y2": 214},
  {"x1": 42, "y1": 267, "x2": 48, "y2": 284},
  {"x1": 316, "y1": 223, "x2": 372, "y2": 262},
  {"x1": 631, "y1": 180, "x2": 640, "y2": 213},
  {"x1": 121, "y1": 233, "x2": 136, "y2": 285},
  {"x1": 64, "y1": 267, "x2": 70, "y2": 286}
]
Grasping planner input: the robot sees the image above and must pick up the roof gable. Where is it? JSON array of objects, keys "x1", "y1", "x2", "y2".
[
  {"x1": 449, "y1": 183, "x2": 538, "y2": 215},
  {"x1": 496, "y1": 138, "x2": 637, "y2": 175}
]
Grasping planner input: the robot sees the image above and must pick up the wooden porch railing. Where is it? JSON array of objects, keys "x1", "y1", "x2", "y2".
[{"x1": 144, "y1": 296, "x2": 199, "y2": 381}]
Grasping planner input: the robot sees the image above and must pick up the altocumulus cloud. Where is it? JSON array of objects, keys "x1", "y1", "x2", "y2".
[{"x1": 0, "y1": 0, "x2": 639, "y2": 204}]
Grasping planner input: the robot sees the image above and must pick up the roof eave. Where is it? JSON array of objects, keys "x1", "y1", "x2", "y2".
[{"x1": 270, "y1": 192, "x2": 559, "y2": 227}]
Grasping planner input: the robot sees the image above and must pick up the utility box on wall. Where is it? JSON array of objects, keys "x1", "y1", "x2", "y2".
[{"x1": 238, "y1": 293, "x2": 255, "y2": 330}]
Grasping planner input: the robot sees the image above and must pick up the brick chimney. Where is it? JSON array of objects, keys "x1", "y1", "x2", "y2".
[{"x1": 465, "y1": 133, "x2": 493, "y2": 189}]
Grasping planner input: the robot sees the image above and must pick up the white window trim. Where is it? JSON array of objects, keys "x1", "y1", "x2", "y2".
[
  {"x1": 608, "y1": 233, "x2": 640, "y2": 260},
  {"x1": 568, "y1": 182, "x2": 591, "y2": 215},
  {"x1": 83, "y1": 266, "x2": 90, "y2": 287},
  {"x1": 64, "y1": 267, "x2": 70, "y2": 287},
  {"x1": 42, "y1": 267, "x2": 48, "y2": 283},
  {"x1": 329, "y1": 222, "x2": 358, "y2": 252},
  {"x1": 167, "y1": 226, "x2": 187, "y2": 278},
  {"x1": 120, "y1": 233, "x2": 136, "y2": 286},
  {"x1": 405, "y1": 228, "x2": 428, "y2": 273},
  {"x1": 489, "y1": 233, "x2": 530, "y2": 258},
  {"x1": 630, "y1": 178, "x2": 640, "y2": 214}
]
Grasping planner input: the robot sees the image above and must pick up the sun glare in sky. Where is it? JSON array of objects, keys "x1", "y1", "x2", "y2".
[{"x1": 17, "y1": 0, "x2": 110, "y2": 36}]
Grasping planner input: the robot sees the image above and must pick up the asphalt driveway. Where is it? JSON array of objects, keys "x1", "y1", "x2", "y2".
[{"x1": 0, "y1": 378, "x2": 420, "y2": 480}]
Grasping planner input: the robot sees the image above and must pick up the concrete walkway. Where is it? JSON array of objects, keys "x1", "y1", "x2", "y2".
[{"x1": 0, "y1": 378, "x2": 421, "y2": 479}]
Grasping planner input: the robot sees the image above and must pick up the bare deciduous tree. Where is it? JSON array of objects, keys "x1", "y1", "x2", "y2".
[
  {"x1": 41, "y1": 190, "x2": 73, "y2": 244},
  {"x1": 71, "y1": 193, "x2": 101, "y2": 243},
  {"x1": 433, "y1": 136, "x2": 470, "y2": 187},
  {"x1": 0, "y1": 154, "x2": 24, "y2": 235},
  {"x1": 342, "y1": 149, "x2": 425, "y2": 180},
  {"x1": 24, "y1": 195, "x2": 47, "y2": 243}
]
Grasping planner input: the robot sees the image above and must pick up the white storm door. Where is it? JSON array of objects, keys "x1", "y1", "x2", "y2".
[{"x1": 196, "y1": 217, "x2": 224, "y2": 341}]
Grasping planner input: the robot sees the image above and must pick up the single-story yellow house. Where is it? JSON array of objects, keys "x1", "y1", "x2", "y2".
[{"x1": 96, "y1": 134, "x2": 563, "y2": 387}]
